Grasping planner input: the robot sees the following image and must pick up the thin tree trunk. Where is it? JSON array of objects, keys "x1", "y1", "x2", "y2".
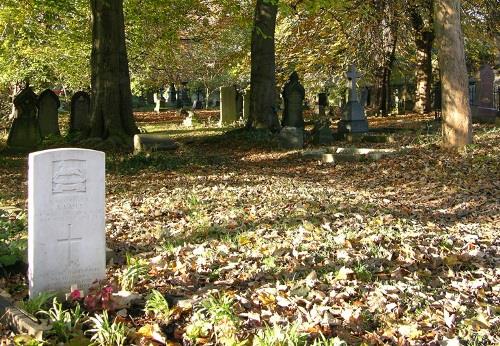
[
  {"x1": 90, "y1": 0, "x2": 138, "y2": 143},
  {"x1": 411, "y1": 1, "x2": 434, "y2": 114},
  {"x1": 435, "y1": 0, "x2": 472, "y2": 146},
  {"x1": 414, "y1": 30, "x2": 434, "y2": 114},
  {"x1": 246, "y1": 0, "x2": 280, "y2": 131}
]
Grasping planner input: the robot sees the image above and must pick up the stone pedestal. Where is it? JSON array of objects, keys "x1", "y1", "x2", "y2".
[{"x1": 338, "y1": 101, "x2": 369, "y2": 133}]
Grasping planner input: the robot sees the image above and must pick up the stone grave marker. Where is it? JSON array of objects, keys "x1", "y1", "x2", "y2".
[
  {"x1": 70, "y1": 91, "x2": 91, "y2": 132},
  {"x1": 28, "y1": 148, "x2": 106, "y2": 298},
  {"x1": 471, "y1": 65, "x2": 498, "y2": 123},
  {"x1": 219, "y1": 86, "x2": 238, "y2": 125},
  {"x1": 281, "y1": 72, "x2": 305, "y2": 128},
  {"x1": 153, "y1": 92, "x2": 166, "y2": 113},
  {"x1": 7, "y1": 87, "x2": 42, "y2": 149},
  {"x1": 166, "y1": 84, "x2": 177, "y2": 108},
  {"x1": 337, "y1": 65, "x2": 369, "y2": 133},
  {"x1": 317, "y1": 93, "x2": 328, "y2": 118},
  {"x1": 279, "y1": 126, "x2": 304, "y2": 149},
  {"x1": 38, "y1": 89, "x2": 60, "y2": 137},
  {"x1": 180, "y1": 82, "x2": 191, "y2": 107}
]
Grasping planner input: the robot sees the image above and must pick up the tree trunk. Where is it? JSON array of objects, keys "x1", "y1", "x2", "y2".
[
  {"x1": 411, "y1": 1, "x2": 434, "y2": 114},
  {"x1": 379, "y1": 35, "x2": 397, "y2": 116},
  {"x1": 246, "y1": 0, "x2": 280, "y2": 132},
  {"x1": 414, "y1": 30, "x2": 434, "y2": 114},
  {"x1": 435, "y1": 0, "x2": 472, "y2": 147},
  {"x1": 89, "y1": 0, "x2": 138, "y2": 144}
]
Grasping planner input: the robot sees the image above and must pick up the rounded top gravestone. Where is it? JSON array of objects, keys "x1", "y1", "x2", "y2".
[
  {"x1": 70, "y1": 91, "x2": 91, "y2": 132},
  {"x1": 7, "y1": 87, "x2": 42, "y2": 149},
  {"x1": 282, "y1": 72, "x2": 305, "y2": 128},
  {"x1": 38, "y1": 89, "x2": 61, "y2": 137}
]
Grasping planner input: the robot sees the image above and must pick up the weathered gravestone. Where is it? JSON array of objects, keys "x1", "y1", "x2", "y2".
[
  {"x1": 317, "y1": 93, "x2": 328, "y2": 118},
  {"x1": 38, "y1": 89, "x2": 60, "y2": 137},
  {"x1": 70, "y1": 91, "x2": 91, "y2": 132},
  {"x1": 180, "y1": 82, "x2": 191, "y2": 107},
  {"x1": 192, "y1": 89, "x2": 203, "y2": 109},
  {"x1": 28, "y1": 148, "x2": 106, "y2": 298},
  {"x1": 471, "y1": 65, "x2": 498, "y2": 123},
  {"x1": 279, "y1": 126, "x2": 304, "y2": 149},
  {"x1": 7, "y1": 87, "x2": 42, "y2": 149},
  {"x1": 282, "y1": 72, "x2": 305, "y2": 128},
  {"x1": 153, "y1": 92, "x2": 166, "y2": 113},
  {"x1": 166, "y1": 84, "x2": 177, "y2": 108},
  {"x1": 219, "y1": 86, "x2": 238, "y2": 125},
  {"x1": 338, "y1": 65, "x2": 369, "y2": 134}
]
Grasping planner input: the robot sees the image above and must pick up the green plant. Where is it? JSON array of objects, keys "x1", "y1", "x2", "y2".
[
  {"x1": 253, "y1": 323, "x2": 307, "y2": 346},
  {"x1": 354, "y1": 262, "x2": 373, "y2": 282},
  {"x1": 18, "y1": 292, "x2": 55, "y2": 316},
  {"x1": 185, "y1": 312, "x2": 211, "y2": 341},
  {"x1": 201, "y1": 293, "x2": 239, "y2": 325},
  {"x1": 39, "y1": 298, "x2": 85, "y2": 343},
  {"x1": 200, "y1": 293, "x2": 240, "y2": 344},
  {"x1": 87, "y1": 310, "x2": 128, "y2": 346},
  {"x1": 13, "y1": 334, "x2": 47, "y2": 345},
  {"x1": 0, "y1": 212, "x2": 27, "y2": 267},
  {"x1": 310, "y1": 334, "x2": 347, "y2": 346},
  {"x1": 119, "y1": 254, "x2": 149, "y2": 291},
  {"x1": 144, "y1": 290, "x2": 172, "y2": 323}
]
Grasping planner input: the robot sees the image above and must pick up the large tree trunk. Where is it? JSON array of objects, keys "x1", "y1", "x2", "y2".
[
  {"x1": 246, "y1": 0, "x2": 280, "y2": 132},
  {"x1": 89, "y1": 0, "x2": 138, "y2": 144},
  {"x1": 435, "y1": 0, "x2": 472, "y2": 147}
]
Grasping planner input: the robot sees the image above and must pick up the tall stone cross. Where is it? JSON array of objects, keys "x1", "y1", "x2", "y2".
[
  {"x1": 57, "y1": 223, "x2": 82, "y2": 267},
  {"x1": 346, "y1": 65, "x2": 361, "y2": 102}
]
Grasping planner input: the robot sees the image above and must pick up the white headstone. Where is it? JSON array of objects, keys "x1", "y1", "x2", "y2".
[{"x1": 28, "y1": 148, "x2": 106, "y2": 298}]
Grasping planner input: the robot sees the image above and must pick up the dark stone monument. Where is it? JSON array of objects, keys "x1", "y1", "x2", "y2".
[
  {"x1": 166, "y1": 83, "x2": 177, "y2": 108},
  {"x1": 281, "y1": 72, "x2": 305, "y2": 128},
  {"x1": 192, "y1": 89, "x2": 203, "y2": 109},
  {"x1": 317, "y1": 93, "x2": 327, "y2": 118},
  {"x1": 38, "y1": 89, "x2": 60, "y2": 137},
  {"x1": 7, "y1": 87, "x2": 42, "y2": 149},
  {"x1": 70, "y1": 91, "x2": 91, "y2": 132},
  {"x1": 180, "y1": 82, "x2": 191, "y2": 107},
  {"x1": 338, "y1": 65, "x2": 369, "y2": 134},
  {"x1": 471, "y1": 65, "x2": 498, "y2": 123}
]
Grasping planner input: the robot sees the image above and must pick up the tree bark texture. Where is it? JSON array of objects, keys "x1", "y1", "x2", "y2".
[
  {"x1": 90, "y1": 0, "x2": 138, "y2": 142},
  {"x1": 411, "y1": 1, "x2": 434, "y2": 114},
  {"x1": 247, "y1": 0, "x2": 280, "y2": 131},
  {"x1": 435, "y1": 0, "x2": 472, "y2": 146},
  {"x1": 413, "y1": 30, "x2": 434, "y2": 114}
]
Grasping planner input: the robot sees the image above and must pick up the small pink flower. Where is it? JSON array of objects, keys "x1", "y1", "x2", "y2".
[{"x1": 69, "y1": 289, "x2": 82, "y2": 300}]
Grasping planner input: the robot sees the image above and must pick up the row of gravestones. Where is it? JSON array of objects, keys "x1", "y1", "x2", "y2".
[
  {"x1": 219, "y1": 65, "x2": 368, "y2": 134},
  {"x1": 7, "y1": 88, "x2": 92, "y2": 149},
  {"x1": 153, "y1": 83, "x2": 200, "y2": 112}
]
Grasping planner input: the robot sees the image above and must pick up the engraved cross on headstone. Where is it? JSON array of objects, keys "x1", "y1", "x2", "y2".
[
  {"x1": 346, "y1": 65, "x2": 361, "y2": 102},
  {"x1": 57, "y1": 224, "x2": 82, "y2": 267}
]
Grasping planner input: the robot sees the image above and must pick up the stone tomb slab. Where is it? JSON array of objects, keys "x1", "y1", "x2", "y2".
[{"x1": 28, "y1": 149, "x2": 106, "y2": 298}]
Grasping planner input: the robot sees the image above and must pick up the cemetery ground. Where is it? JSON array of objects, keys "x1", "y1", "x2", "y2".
[{"x1": 0, "y1": 112, "x2": 499, "y2": 345}]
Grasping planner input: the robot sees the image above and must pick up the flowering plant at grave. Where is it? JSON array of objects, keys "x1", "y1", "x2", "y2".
[{"x1": 83, "y1": 281, "x2": 116, "y2": 311}]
